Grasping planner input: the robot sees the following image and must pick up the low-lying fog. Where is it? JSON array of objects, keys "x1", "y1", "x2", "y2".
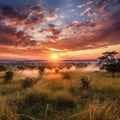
[{"x1": 17, "y1": 63, "x2": 99, "y2": 78}]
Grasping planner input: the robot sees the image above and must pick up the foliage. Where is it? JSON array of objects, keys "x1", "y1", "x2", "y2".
[
  {"x1": 17, "y1": 65, "x2": 25, "y2": 70},
  {"x1": 80, "y1": 76, "x2": 90, "y2": 90},
  {"x1": 38, "y1": 65, "x2": 45, "y2": 77},
  {"x1": 0, "y1": 65, "x2": 7, "y2": 71},
  {"x1": 21, "y1": 77, "x2": 37, "y2": 89},
  {"x1": 99, "y1": 51, "x2": 120, "y2": 77},
  {"x1": 4, "y1": 71, "x2": 14, "y2": 83}
]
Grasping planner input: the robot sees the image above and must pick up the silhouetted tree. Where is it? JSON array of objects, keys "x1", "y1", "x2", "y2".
[
  {"x1": 98, "y1": 51, "x2": 120, "y2": 77},
  {"x1": 55, "y1": 68, "x2": 59, "y2": 73},
  {"x1": 17, "y1": 65, "x2": 25, "y2": 70},
  {"x1": 38, "y1": 65, "x2": 45, "y2": 78},
  {"x1": 4, "y1": 71, "x2": 14, "y2": 83},
  {"x1": 0, "y1": 65, "x2": 7, "y2": 71}
]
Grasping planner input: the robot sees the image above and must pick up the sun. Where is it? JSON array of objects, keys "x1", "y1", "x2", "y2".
[{"x1": 51, "y1": 54, "x2": 59, "y2": 60}]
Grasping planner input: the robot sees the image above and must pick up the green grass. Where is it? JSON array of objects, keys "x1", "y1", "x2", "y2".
[{"x1": 0, "y1": 71, "x2": 120, "y2": 120}]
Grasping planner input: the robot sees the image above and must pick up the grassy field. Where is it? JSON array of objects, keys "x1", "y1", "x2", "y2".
[{"x1": 0, "y1": 70, "x2": 120, "y2": 120}]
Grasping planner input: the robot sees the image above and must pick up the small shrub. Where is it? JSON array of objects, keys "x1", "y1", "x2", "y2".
[
  {"x1": 4, "y1": 71, "x2": 14, "y2": 83},
  {"x1": 21, "y1": 77, "x2": 37, "y2": 89},
  {"x1": 80, "y1": 76, "x2": 90, "y2": 90}
]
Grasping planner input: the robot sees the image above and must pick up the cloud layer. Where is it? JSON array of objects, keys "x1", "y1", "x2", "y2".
[{"x1": 0, "y1": 0, "x2": 120, "y2": 59}]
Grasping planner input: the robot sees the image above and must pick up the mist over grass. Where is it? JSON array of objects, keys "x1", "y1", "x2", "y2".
[
  {"x1": 0, "y1": 62, "x2": 119, "y2": 120},
  {"x1": 14, "y1": 63, "x2": 99, "y2": 79},
  {"x1": 80, "y1": 63, "x2": 99, "y2": 72},
  {"x1": 16, "y1": 69, "x2": 39, "y2": 78}
]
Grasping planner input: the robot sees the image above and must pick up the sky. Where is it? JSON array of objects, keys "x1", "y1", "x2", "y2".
[{"x1": 0, "y1": 0, "x2": 120, "y2": 60}]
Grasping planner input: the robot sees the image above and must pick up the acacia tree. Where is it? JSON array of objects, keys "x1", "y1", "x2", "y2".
[
  {"x1": 38, "y1": 65, "x2": 45, "y2": 78},
  {"x1": 4, "y1": 71, "x2": 14, "y2": 83},
  {"x1": 98, "y1": 51, "x2": 120, "y2": 77}
]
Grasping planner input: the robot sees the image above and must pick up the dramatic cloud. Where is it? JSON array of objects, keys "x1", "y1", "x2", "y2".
[{"x1": 0, "y1": 0, "x2": 120, "y2": 59}]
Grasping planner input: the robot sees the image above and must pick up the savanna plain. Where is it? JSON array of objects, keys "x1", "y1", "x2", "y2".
[{"x1": 0, "y1": 62, "x2": 120, "y2": 120}]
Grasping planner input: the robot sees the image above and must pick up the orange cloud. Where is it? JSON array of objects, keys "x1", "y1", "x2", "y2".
[{"x1": 0, "y1": 1, "x2": 120, "y2": 59}]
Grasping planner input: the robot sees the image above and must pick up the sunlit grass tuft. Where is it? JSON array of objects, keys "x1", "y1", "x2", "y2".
[
  {"x1": 80, "y1": 99, "x2": 120, "y2": 120},
  {"x1": 0, "y1": 96, "x2": 18, "y2": 120}
]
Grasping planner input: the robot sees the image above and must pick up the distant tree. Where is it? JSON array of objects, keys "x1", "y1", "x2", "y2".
[
  {"x1": 4, "y1": 71, "x2": 14, "y2": 83},
  {"x1": 55, "y1": 68, "x2": 59, "y2": 73},
  {"x1": 66, "y1": 64, "x2": 72, "y2": 70},
  {"x1": 98, "y1": 51, "x2": 120, "y2": 77},
  {"x1": 0, "y1": 65, "x2": 7, "y2": 71},
  {"x1": 116, "y1": 58, "x2": 120, "y2": 73},
  {"x1": 38, "y1": 65, "x2": 45, "y2": 78},
  {"x1": 17, "y1": 65, "x2": 25, "y2": 70}
]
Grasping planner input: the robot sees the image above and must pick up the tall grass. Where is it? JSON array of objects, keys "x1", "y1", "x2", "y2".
[
  {"x1": 0, "y1": 71, "x2": 120, "y2": 120},
  {"x1": 80, "y1": 99, "x2": 120, "y2": 120},
  {"x1": 0, "y1": 96, "x2": 18, "y2": 120}
]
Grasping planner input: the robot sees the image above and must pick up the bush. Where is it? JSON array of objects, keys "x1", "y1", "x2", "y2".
[
  {"x1": 21, "y1": 77, "x2": 37, "y2": 89},
  {"x1": 4, "y1": 71, "x2": 14, "y2": 83},
  {"x1": 80, "y1": 76, "x2": 90, "y2": 90}
]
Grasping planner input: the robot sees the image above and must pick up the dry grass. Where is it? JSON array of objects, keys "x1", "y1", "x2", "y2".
[
  {"x1": 0, "y1": 96, "x2": 18, "y2": 120},
  {"x1": 0, "y1": 71, "x2": 120, "y2": 120},
  {"x1": 80, "y1": 99, "x2": 120, "y2": 120},
  {"x1": 78, "y1": 72, "x2": 120, "y2": 90}
]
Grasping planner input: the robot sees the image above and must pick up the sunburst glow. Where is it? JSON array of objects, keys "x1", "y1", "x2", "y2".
[{"x1": 51, "y1": 54, "x2": 59, "y2": 60}]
